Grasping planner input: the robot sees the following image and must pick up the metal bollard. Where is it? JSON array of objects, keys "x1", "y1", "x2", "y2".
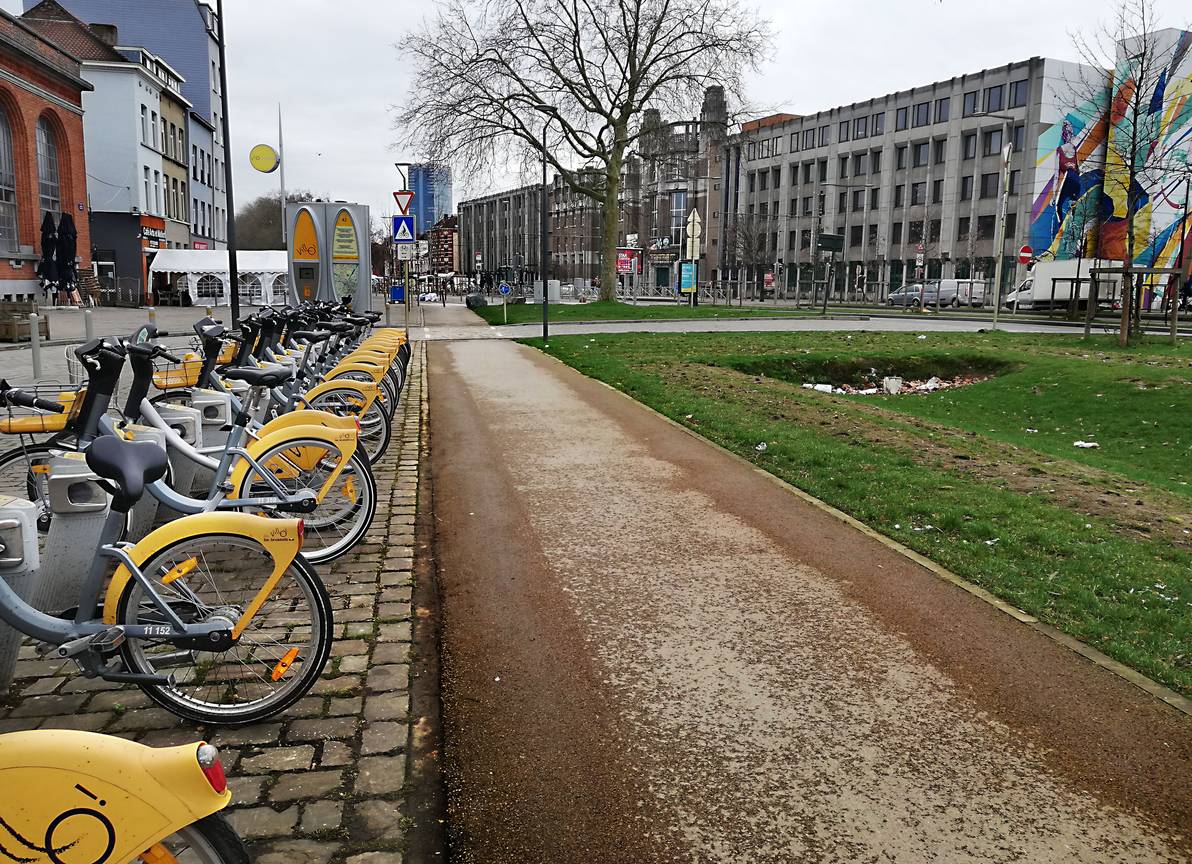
[
  {"x1": 385, "y1": 302, "x2": 391, "y2": 326},
  {"x1": 83, "y1": 307, "x2": 94, "y2": 341},
  {"x1": 147, "y1": 305, "x2": 157, "y2": 328},
  {"x1": 28, "y1": 313, "x2": 41, "y2": 380},
  {"x1": 205, "y1": 305, "x2": 214, "y2": 318}
]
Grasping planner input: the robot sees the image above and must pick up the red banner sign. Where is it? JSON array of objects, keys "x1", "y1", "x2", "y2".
[{"x1": 616, "y1": 247, "x2": 642, "y2": 275}]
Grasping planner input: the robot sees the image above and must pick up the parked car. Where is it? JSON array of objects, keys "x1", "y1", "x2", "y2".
[
  {"x1": 936, "y1": 278, "x2": 986, "y2": 308},
  {"x1": 887, "y1": 283, "x2": 938, "y2": 307}
]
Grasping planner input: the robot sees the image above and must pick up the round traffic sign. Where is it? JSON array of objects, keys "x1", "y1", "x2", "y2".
[
  {"x1": 499, "y1": 282, "x2": 511, "y2": 296},
  {"x1": 1018, "y1": 245, "x2": 1033, "y2": 265},
  {"x1": 249, "y1": 144, "x2": 280, "y2": 174}
]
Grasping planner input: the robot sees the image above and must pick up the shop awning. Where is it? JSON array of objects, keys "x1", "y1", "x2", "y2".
[{"x1": 149, "y1": 249, "x2": 288, "y2": 276}]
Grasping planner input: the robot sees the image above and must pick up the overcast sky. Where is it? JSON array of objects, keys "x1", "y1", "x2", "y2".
[{"x1": 3, "y1": 0, "x2": 1187, "y2": 230}]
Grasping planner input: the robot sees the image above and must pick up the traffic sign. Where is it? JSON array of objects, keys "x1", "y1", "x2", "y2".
[
  {"x1": 915, "y1": 251, "x2": 925, "y2": 267},
  {"x1": 499, "y1": 282, "x2": 511, "y2": 296},
  {"x1": 393, "y1": 190, "x2": 415, "y2": 215},
  {"x1": 392, "y1": 215, "x2": 416, "y2": 244},
  {"x1": 764, "y1": 272, "x2": 775, "y2": 287},
  {"x1": 1018, "y1": 244, "x2": 1033, "y2": 265}
]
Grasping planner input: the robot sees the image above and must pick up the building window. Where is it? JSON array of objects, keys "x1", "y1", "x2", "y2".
[
  {"x1": 963, "y1": 132, "x2": 976, "y2": 160},
  {"x1": 790, "y1": 132, "x2": 800, "y2": 153},
  {"x1": 143, "y1": 167, "x2": 151, "y2": 211},
  {"x1": 192, "y1": 196, "x2": 199, "y2": 232},
  {"x1": 1011, "y1": 124, "x2": 1024, "y2": 153},
  {"x1": 933, "y1": 139, "x2": 946, "y2": 164},
  {"x1": 850, "y1": 224, "x2": 863, "y2": 247},
  {"x1": 910, "y1": 181, "x2": 926, "y2": 206},
  {"x1": 935, "y1": 97, "x2": 950, "y2": 123},
  {"x1": 909, "y1": 220, "x2": 924, "y2": 243},
  {"x1": 802, "y1": 196, "x2": 812, "y2": 216},
  {"x1": 871, "y1": 149, "x2": 882, "y2": 172},
  {"x1": 912, "y1": 141, "x2": 929, "y2": 167},
  {"x1": 854, "y1": 115, "x2": 868, "y2": 138},
  {"x1": 747, "y1": 142, "x2": 756, "y2": 161},
  {"x1": 747, "y1": 172, "x2": 755, "y2": 193},
  {"x1": 839, "y1": 120, "x2": 850, "y2": 143},
  {"x1": 980, "y1": 172, "x2": 999, "y2": 198},
  {"x1": 895, "y1": 106, "x2": 908, "y2": 131},
  {"x1": 192, "y1": 144, "x2": 198, "y2": 178},
  {"x1": 154, "y1": 170, "x2": 162, "y2": 214},
  {"x1": 977, "y1": 214, "x2": 996, "y2": 237},
  {"x1": 894, "y1": 184, "x2": 904, "y2": 207},
  {"x1": 1008, "y1": 79, "x2": 1029, "y2": 109},
  {"x1": 872, "y1": 113, "x2": 885, "y2": 135},
  {"x1": 1009, "y1": 169, "x2": 1020, "y2": 194},
  {"x1": 896, "y1": 145, "x2": 907, "y2": 169},
  {"x1": 912, "y1": 102, "x2": 930, "y2": 127},
  {"x1": 771, "y1": 166, "x2": 781, "y2": 189},
  {"x1": 818, "y1": 160, "x2": 827, "y2": 181},
  {"x1": 929, "y1": 219, "x2": 941, "y2": 243},
  {"x1": 961, "y1": 175, "x2": 974, "y2": 199},
  {"x1": 853, "y1": 152, "x2": 866, "y2": 175},
  {"x1": 803, "y1": 129, "x2": 815, "y2": 149},
  {"x1": 150, "y1": 111, "x2": 158, "y2": 150},
  {"x1": 0, "y1": 106, "x2": 15, "y2": 253},
  {"x1": 36, "y1": 118, "x2": 61, "y2": 221},
  {"x1": 957, "y1": 216, "x2": 970, "y2": 240},
  {"x1": 818, "y1": 125, "x2": 829, "y2": 146},
  {"x1": 1006, "y1": 212, "x2": 1017, "y2": 237},
  {"x1": 869, "y1": 187, "x2": 879, "y2": 209},
  {"x1": 838, "y1": 155, "x2": 849, "y2": 179},
  {"x1": 140, "y1": 105, "x2": 148, "y2": 144},
  {"x1": 852, "y1": 189, "x2": 865, "y2": 212},
  {"x1": 892, "y1": 222, "x2": 903, "y2": 245},
  {"x1": 837, "y1": 191, "x2": 846, "y2": 211},
  {"x1": 984, "y1": 84, "x2": 1005, "y2": 113},
  {"x1": 962, "y1": 91, "x2": 979, "y2": 117},
  {"x1": 759, "y1": 170, "x2": 768, "y2": 191},
  {"x1": 802, "y1": 162, "x2": 812, "y2": 184},
  {"x1": 932, "y1": 178, "x2": 943, "y2": 204},
  {"x1": 982, "y1": 128, "x2": 1003, "y2": 157}
]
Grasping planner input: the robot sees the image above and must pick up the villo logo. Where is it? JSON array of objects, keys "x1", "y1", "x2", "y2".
[
  {"x1": 0, "y1": 783, "x2": 117, "y2": 864},
  {"x1": 264, "y1": 526, "x2": 294, "y2": 542}
]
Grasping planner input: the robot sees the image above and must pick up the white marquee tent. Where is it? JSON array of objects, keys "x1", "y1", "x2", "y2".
[{"x1": 149, "y1": 250, "x2": 289, "y2": 306}]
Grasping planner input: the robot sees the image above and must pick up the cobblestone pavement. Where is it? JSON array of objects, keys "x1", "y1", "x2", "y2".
[{"x1": 0, "y1": 340, "x2": 426, "y2": 864}]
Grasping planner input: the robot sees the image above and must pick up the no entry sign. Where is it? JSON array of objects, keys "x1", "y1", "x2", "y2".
[{"x1": 1018, "y1": 245, "x2": 1033, "y2": 265}]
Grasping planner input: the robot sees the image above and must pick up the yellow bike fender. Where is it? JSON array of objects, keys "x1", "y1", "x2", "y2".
[
  {"x1": 301, "y1": 379, "x2": 380, "y2": 414},
  {"x1": 328, "y1": 361, "x2": 385, "y2": 383},
  {"x1": 348, "y1": 348, "x2": 395, "y2": 364},
  {"x1": 0, "y1": 730, "x2": 230, "y2": 864},
  {"x1": 255, "y1": 409, "x2": 359, "y2": 439},
  {"x1": 231, "y1": 423, "x2": 359, "y2": 506},
  {"x1": 102, "y1": 511, "x2": 303, "y2": 628}
]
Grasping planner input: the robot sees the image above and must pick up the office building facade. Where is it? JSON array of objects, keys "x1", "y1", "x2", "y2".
[{"x1": 409, "y1": 163, "x2": 452, "y2": 238}]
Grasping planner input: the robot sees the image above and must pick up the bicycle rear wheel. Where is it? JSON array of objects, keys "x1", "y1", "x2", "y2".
[
  {"x1": 137, "y1": 814, "x2": 248, "y2": 864},
  {"x1": 306, "y1": 387, "x2": 391, "y2": 464},
  {"x1": 117, "y1": 535, "x2": 332, "y2": 726}
]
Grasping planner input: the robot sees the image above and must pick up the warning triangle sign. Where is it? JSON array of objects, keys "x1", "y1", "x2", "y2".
[
  {"x1": 395, "y1": 220, "x2": 414, "y2": 242},
  {"x1": 393, "y1": 190, "x2": 415, "y2": 215}
]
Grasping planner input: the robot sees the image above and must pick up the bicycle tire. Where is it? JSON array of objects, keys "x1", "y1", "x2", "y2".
[
  {"x1": 139, "y1": 813, "x2": 249, "y2": 864},
  {"x1": 246, "y1": 439, "x2": 377, "y2": 564},
  {"x1": 307, "y1": 387, "x2": 391, "y2": 465},
  {"x1": 117, "y1": 536, "x2": 332, "y2": 726}
]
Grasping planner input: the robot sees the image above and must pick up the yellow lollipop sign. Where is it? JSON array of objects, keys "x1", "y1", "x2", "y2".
[{"x1": 249, "y1": 143, "x2": 280, "y2": 174}]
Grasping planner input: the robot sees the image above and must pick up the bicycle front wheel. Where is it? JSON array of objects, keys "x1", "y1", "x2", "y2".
[
  {"x1": 117, "y1": 535, "x2": 332, "y2": 726},
  {"x1": 307, "y1": 386, "x2": 391, "y2": 464},
  {"x1": 137, "y1": 814, "x2": 248, "y2": 864}
]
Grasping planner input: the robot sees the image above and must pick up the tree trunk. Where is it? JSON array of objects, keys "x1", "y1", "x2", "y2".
[{"x1": 598, "y1": 158, "x2": 622, "y2": 303}]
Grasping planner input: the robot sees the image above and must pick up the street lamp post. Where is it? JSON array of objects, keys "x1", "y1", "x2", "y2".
[
  {"x1": 214, "y1": 0, "x2": 239, "y2": 326},
  {"x1": 974, "y1": 111, "x2": 1018, "y2": 330}
]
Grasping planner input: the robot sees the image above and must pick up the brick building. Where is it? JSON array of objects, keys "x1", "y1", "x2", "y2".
[
  {"x1": 0, "y1": 7, "x2": 91, "y2": 300},
  {"x1": 428, "y1": 214, "x2": 459, "y2": 276}
]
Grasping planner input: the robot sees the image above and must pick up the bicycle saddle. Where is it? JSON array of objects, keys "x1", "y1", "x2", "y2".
[
  {"x1": 220, "y1": 366, "x2": 293, "y2": 387},
  {"x1": 86, "y1": 435, "x2": 168, "y2": 512},
  {"x1": 291, "y1": 330, "x2": 332, "y2": 344},
  {"x1": 315, "y1": 321, "x2": 354, "y2": 334},
  {"x1": 362, "y1": 311, "x2": 382, "y2": 323}
]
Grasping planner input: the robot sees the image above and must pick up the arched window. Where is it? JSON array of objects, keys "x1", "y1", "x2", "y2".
[
  {"x1": 272, "y1": 272, "x2": 288, "y2": 303},
  {"x1": 196, "y1": 273, "x2": 221, "y2": 299},
  {"x1": 238, "y1": 272, "x2": 262, "y2": 305},
  {"x1": 0, "y1": 104, "x2": 16, "y2": 253},
  {"x1": 36, "y1": 117, "x2": 60, "y2": 221}
]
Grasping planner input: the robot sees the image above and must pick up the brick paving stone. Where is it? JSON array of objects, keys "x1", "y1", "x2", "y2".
[
  {"x1": 351, "y1": 798, "x2": 404, "y2": 842},
  {"x1": 108, "y1": 709, "x2": 180, "y2": 733},
  {"x1": 253, "y1": 839, "x2": 339, "y2": 864},
  {"x1": 286, "y1": 716, "x2": 359, "y2": 742},
  {"x1": 214, "y1": 723, "x2": 283, "y2": 747},
  {"x1": 361, "y1": 721, "x2": 404, "y2": 755},
  {"x1": 138, "y1": 727, "x2": 206, "y2": 747},
  {"x1": 376, "y1": 603, "x2": 409, "y2": 621},
  {"x1": 343, "y1": 622, "x2": 375, "y2": 639},
  {"x1": 36, "y1": 712, "x2": 110, "y2": 732},
  {"x1": 345, "y1": 853, "x2": 403, "y2": 864},
  {"x1": 319, "y1": 740, "x2": 353, "y2": 767},
  {"x1": 378, "y1": 572, "x2": 409, "y2": 588},
  {"x1": 381, "y1": 585, "x2": 412, "y2": 603},
  {"x1": 354, "y1": 755, "x2": 407, "y2": 795},
  {"x1": 229, "y1": 805, "x2": 298, "y2": 839},
  {"x1": 228, "y1": 775, "x2": 268, "y2": 806},
  {"x1": 8, "y1": 693, "x2": 88, "y2": 717},
  {"x1": 326, "y1": 696, "x2": 363, "y2": 716},
  {"x1": 86, "y1": 690, "x2": 153, "y2": 712},
  {"x1": 362, "y1": 692, "x2": 410, "y2": 723},
  {"x1": 372, "y1": 642, "x2": 411, "y2": 665},
  {"x1": 330, "y1": 639, "x2": 370, "y2": 657},
  {"x1": 337, "y1": 607, "x2": 375, "y2": 623},
  {"x1": 282, "y1": 697, "x2": 326, "y2": 719},
  {"x1": 269, "y1": 769, "x2": 343, "y2": 803},
  {"x1": 366, "y1": 664, "x2": 408, "y2": 693},
  {"x1": 300, "y1": 800, "x2": 343, "y2": 833},
  {"x1": 240, "y1": 745, "x2": 316, "y2": 774},
  {"x1": 376, "y1": 622, "x2": 412, "y2": 643},
  {"x1": 310, "y1": 675, "x2": 362, "y2": 696},
  {"x1": 19, "y1": 677, "x2": 64, "y2": 696},
  {"x1": 59, "y1": 675, "x2": 119, "y2": 694},
  {"x1": 338, "y1": 654, "x2": 369, "y2": 674}
]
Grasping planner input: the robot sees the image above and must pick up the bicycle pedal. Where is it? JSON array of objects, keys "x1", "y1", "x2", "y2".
[{"x1": 54, "y1": 626, "x2": 125, "y2": 659}]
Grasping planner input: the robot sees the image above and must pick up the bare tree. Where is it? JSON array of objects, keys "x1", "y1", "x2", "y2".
[
  {"x1": 1072, "y1": 0, "x2": 1188, "y2": 344},
  {"x1": 394, "y1": 0, "x2": 768, "y2": 301},
  {"x1": 236, "y1": 190, "x2": 316, "y2": 250},
  {"x1": 723, "y1": 212, "x2": 774, "y2": 303}
]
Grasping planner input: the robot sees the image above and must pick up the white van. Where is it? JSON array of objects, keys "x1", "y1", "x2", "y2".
[{"x1": 935, "y1": 279, "x2": 986, "y2": 308}]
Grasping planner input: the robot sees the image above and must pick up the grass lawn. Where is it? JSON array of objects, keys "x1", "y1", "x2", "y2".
[
  {"x1": 472, "y1": 299, "x2": 818, "y2": 326},
  {"x1": 526, "y1": 329, "x2": 1192, "y2": 696}
]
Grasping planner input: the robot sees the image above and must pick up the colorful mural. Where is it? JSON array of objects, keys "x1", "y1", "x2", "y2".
[{"x1": 1032, "y1": 34, "x2": 1192, "y2": 303}]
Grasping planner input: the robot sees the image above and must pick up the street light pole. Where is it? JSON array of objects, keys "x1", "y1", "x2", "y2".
[
  {"x1": 215, "y1": 0, "x2": 239, "y2": 326},
  {"x1": 540, "y1": 118, "x2": 549, "y2": 342},
  {"x1": 991, "y1": 135, "x2": 1012, "y2": 330}
]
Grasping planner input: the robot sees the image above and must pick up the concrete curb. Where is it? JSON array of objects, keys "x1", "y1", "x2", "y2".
[
  {"x1": 530, "y1": 347, "x2": 1192, "y2": 718},
  {"x1": 482, "y1": 313, "x2": 871, "y2": 328}
]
